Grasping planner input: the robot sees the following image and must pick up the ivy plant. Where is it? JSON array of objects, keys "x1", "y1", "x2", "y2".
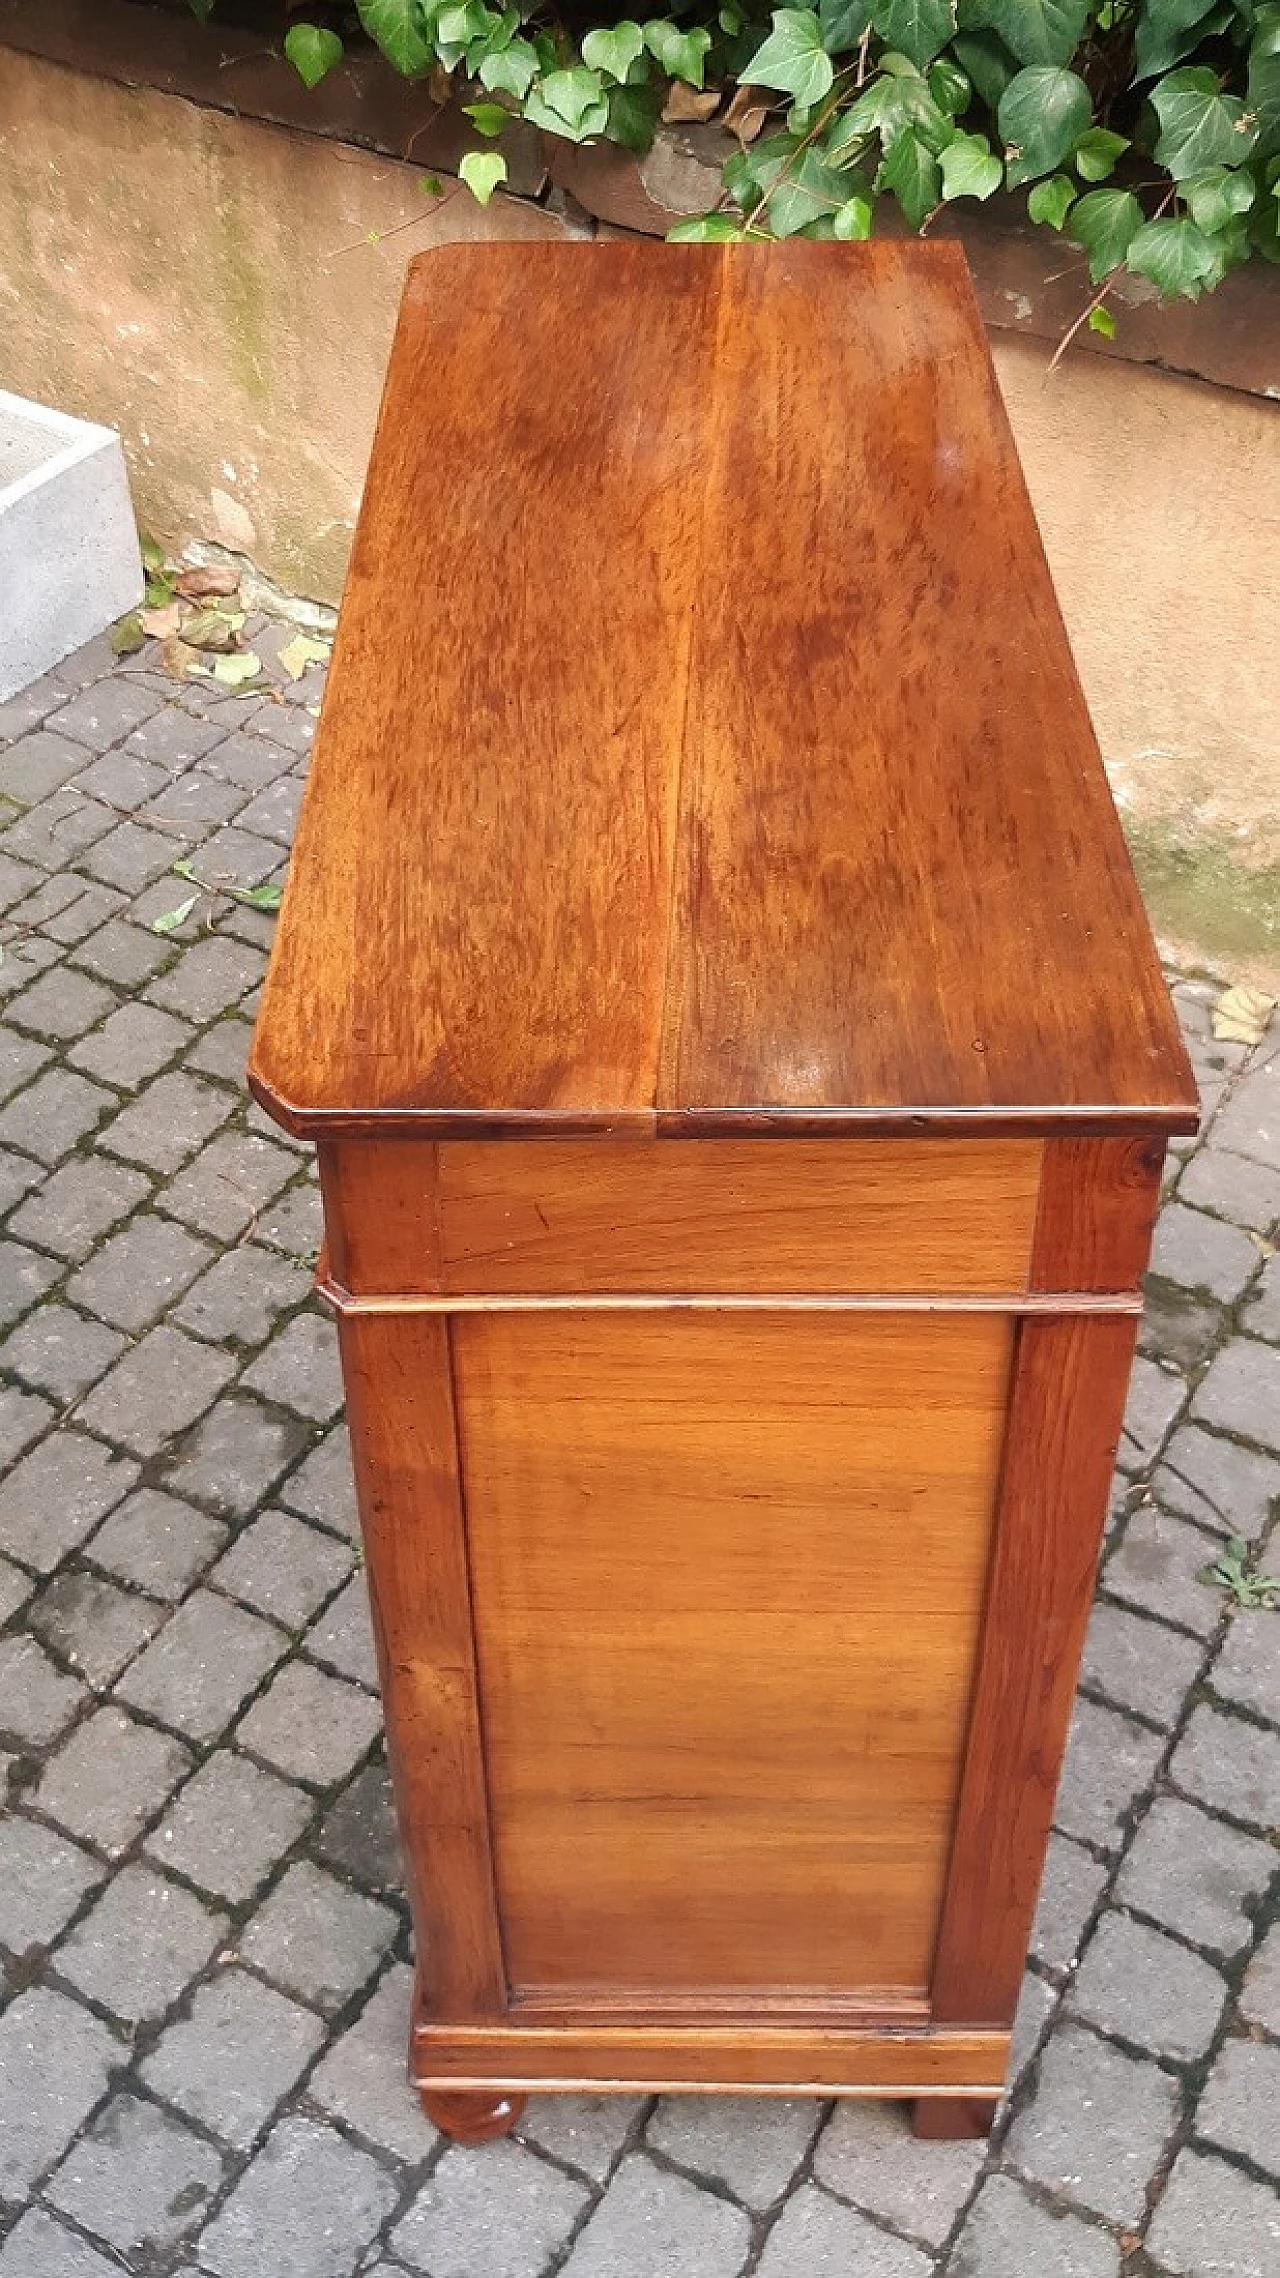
[{"x1": 192, "y1": 0, "x2": 1280, "y2": 312}]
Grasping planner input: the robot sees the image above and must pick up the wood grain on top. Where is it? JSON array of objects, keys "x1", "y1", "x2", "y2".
[{"x1": 249, "y1": 241, "x2": 1196, "y2": 1140}]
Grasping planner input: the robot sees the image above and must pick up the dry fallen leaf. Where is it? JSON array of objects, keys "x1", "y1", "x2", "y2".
[
  {"x1": 1212, "y1": 984, "x2": 1277, "y2": 1048},
  {"x1": 140, "y1": 602, "x2": 187, "y2": 641},
  {"x1": 160, "y1": 635, "x2": 203, "y2": 682},
  {"x1": 663, "y1": 84, "x2": 721, "y2": 123},
  {"x1": 175, "y1": 564, "x2": 241, "y2": 601},
  {"x1": 277, "y1": 633, "x2": 332, "y2": 682},
  {"x1": 182, "y1": 609, "x2": 241, "y2": 654},
  {"x1": 723, "y1": 82, "x2": 771, "y2": 143}
]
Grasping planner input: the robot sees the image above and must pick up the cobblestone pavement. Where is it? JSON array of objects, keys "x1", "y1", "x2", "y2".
[{"x1": 0, "y1": 622, "x2": 1277, "y2": 2278}]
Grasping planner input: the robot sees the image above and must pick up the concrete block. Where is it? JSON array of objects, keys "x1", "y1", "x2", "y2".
[{"x1": 0, "y1": 390, "x2": 140, "y2": 702}]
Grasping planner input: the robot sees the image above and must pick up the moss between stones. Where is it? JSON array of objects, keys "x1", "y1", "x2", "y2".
[{"x1": 1125, "y1": 815, "x2": 1280, "y2": 972}]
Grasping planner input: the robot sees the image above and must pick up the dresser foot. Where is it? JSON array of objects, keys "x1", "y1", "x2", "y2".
[
  {"x1": 910, "y1": 2096, "x2": 998, "y2": 2141},
  {"x1": 420, "y1": 2088, "x2": 527, "y2": 2142}
]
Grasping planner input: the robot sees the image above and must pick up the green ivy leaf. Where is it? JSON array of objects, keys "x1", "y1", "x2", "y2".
[
  {"x1": 1247, "y1": 5, "x2": 1280, "y2": 160},
  {"x1": 1074, "y1": 126, "x2": 1128, "y2": 178},
  {"x1": 879, "y1": 124, "x2": 942, "y2": 222},
  {"x1": 843, "y1": 67, "x2": 952, "y2": 150},
  {"x1": 834, "y1": 191, "x2": 875, "y2": 232},
  {"x1": 667, "y1": 212, "x2": 748, "y2": 236},
  {"x1": 110, "y1": 612, "x2": 146, "y2": 657},
  {"x1": 870, "y1": 0, "x2": 954, "y2": 68},
  {"x1": 742, "y1": 10, "x2": 835, "y2": 106},
  {"x1": 1067, "y1": 183, "x2": 1144, "y2": 276},
  {"x1": 524, "y1": 65, "x2": 611, "y2": 138},
  {"x1": 962, "y1": 0, "x2": 1087, "y2": 66},
  {"x1": 643, "y1": 19, "x2": 713, "y2": 83},
  {"x1": 820, "y1": 0, "x2": 874, "y2": 49},
  {"x1": 951, "y1": 27, "x2": 1017, "y2": 108},
  {"x1": 1088, "y1": 303, "x2": 1117, "y2": 335},
  {"x1": 768, "y1": 145, "x2": 855, "y2": 230},
  {"x1": 1127, "y1": 211, "x2": 1222, "y2": 292},
  {"x1": 998, "y1": 64, "x2": 1092, "y2": 185},
  {"x1": 1182, "y1": 164, "x2": 1256, "y2": 228},
  {"x1": 357, "y1": 0, "x2": 435, "y2": 75},
  {"x1": 1132, "y1": 0, "x2": 1219, "y2": 83},
  {"x1": 582, "y1": 20, "x2": 646, "y2": 79},
  {"x1": 463, "y1": 100, "x2": 512, "y2": 135},
  {"x1": 1150, "y1": 66, "x2": 1258, "y2": 179},
  {"x1": 459, "y1": 149, "x2": 509, "y2": 203},
  {"x1": 1027, "y1": 170, "x2": 1076, "y2": 222},
  {"x1": 928, "y1": 55, "x2": 972, "y2": 113},
  {"x1": 940, "y1": 129, "x2": 1004, "y2": 196},
  {"x1": 479, "y1": 36, "x2": 539, "y2": 95},
  {"x1": 283, "y1": 23, "x2": 344, "y2": 87},
  {"x1": 608, "y1": 79, "x2": 662, "y2": 145},
  {"x1": 150, "y1": 894, "x2": 200, "y2": 936}
]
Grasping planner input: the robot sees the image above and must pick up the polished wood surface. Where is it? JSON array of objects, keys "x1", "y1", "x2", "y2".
[
  {"x1": 321, "y1": 1136, "x2": 1042, "y2": 1297},
  {"x1": 418, "y1": 2089, "x2": 526, "y2": 2141},
  {"x1": 454, "y1": 1310, "x2": 1012, "y2": 1995},
  {"x1": 249, "y1": 242, "x2": 1197, "y2": 1144}
]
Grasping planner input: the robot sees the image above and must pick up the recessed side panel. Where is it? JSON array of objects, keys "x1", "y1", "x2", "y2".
[{"x1": 454, "y1": 1311, "x2": 1013, "y2": 2000}]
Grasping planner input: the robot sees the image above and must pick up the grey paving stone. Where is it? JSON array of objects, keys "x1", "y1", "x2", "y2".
[
  {"x1": 246, "y1": 700, "x2": 316, "y2": 755},
  {"x1": 1171, "y1": 1701, "x2": 1280, "y2": 1831},
  {"x1": 241, "y1": 1858, "x2": 397, "y2": 2013},
  {"x1": 1139, "y1": 1278, "x2": 1222, "y2": 1373},
  {"x1": 0, "y1": 1553, "x2": 34, "y2": 1622},
  {"x1": 1210, "y1": 1607, "x2": 1280, "y2": 1725},
  {"x1": 0, "y1": 1381, "x2": 55, "y2": 1469},
  {"x1": 242, "y1": 1312, "x2": 343, "y2": 1422},
  {"x1": 1148, "y1": 1203, "x2": 1260, "y2": 1302},
  {"x1": 1115, "y1": 1794, "x2": 1275, "y2": 1958},
  {"x1": 52, "y1": 677, "x2": 163, "y2": 751},
  {"x1": 69, "y1": 998, "x2": 189, "y2": 1086},
  {"x1": 183, "y1": 1015, "x2": 254, "y2": 1087},
  {"x1": 1008, "y1": 1965, "x2": 1057, "y2": 2098},
  {"x1": 0, "y1": 1986, "x2": 119, "y2": 2195},
  {"x1": 66, "y1": 1214, "x2": 213, "y2": 1333},
  {"x1": 7, "y1": 967, "x2": 116, "y2": 1043},
  {"x1": 160, "y1": 1128, "x2": 296, "y2": 1241},
  {"x1": 173, "y1": 1241, "x2": 310, "y2": 1348},
  {"x1": 0, "y1": 727, "x2": 95, "y2": 803},
  {"x1": 557, "y1": 2153, "x2": 749, "y2": 2278},
  {"x1": 757, "y1": 2185, "x2": 932, "y2": 2278},
  {"x1": 310, "y1": 1963, "x2": 435, "y2": 2161},
  {"x1": 147, "y1": 1745, "x2": 313, "y2": 1901},
  {"x1": 30, "y1": 1568, "x2": 164, "y2": 1689},
  {"x1": 648, "y1": 2094, "x2": 821, "y2": 2210},
  {"x1": 234, "y1": 775, "x2": 304, "y2": 844},
  {"x1": 142, "y1": 1967, "x2": 324, "y2": 2149},
  {"x1": 0, "y1": 1304, "x2": 125, "y2": 1402},
  {"x1": 0, "y1": 1068, "x2": 114, "y2": 1162},
  {"x1": 98, "y1": 1069, "x2": 234, "y2": 1174},
  {"x1": 0, "y1": 1815, "x2": 103, "y2": 1950},
  {"x1": 0, "y1": 1025, "x2": 51, "y2": 1100},
  {"x1": 9, "y1": 1156, "x2": 150, "y2": 1262},
  {"x1": 47, "y1": 632, "x2": 122, "y2": 691},
  {"x1": 278, "y1": 1425, "x2": 357, "y2": 1539},
  {"x1": 196, "y1": 2114, "x2": 398, "y2": 2278},
  {"x1": 1006, "y1": 2020, "x2": 1180, "y2": 2224},
  {"x1": 1145, "y1": 2145, "x2": 1280, "y2": 2277},
  {"x1": 1053, "y1": 1697, "x2": 1166, "y2": 1853},
  {"x1": 1243, "y1": 1255, "x2": 1280, "y2": 1345},
  {"x1": 0, "y1": 935, "x2": 62, "y2": 1000},
  {"x1": 10, "y1": 873, "x2": 122, "y2": 944},
  {"x1": 86, "y1": 1485, "x2": 227, "y2": 1601},
  {"x1": 213, "y1": 1508, "x2": 351, "y2": 1629},
  {"x1": 1120, "y1": 1356, "x2": 1189, "y2": 1468},
  {"x1": 46, "y1": 2091, "x2": 223, "y2": 2253},
  {"x1": 205, "y1": 729, "x2": 299, "y2": 788},
  {"x1": 0, "y1": 1431, "x2": 138, "y2": 1572},
  {"x1": 1192, "y1": 1337, "x2": 1280, "y2": 1455},
  {"x1": 305, "y1": 1574, "x2": 377, "y2": 1689},
  {"x1": 394, "y1": 2138, "x2": 591, "y2": 2278},
  {"x1": 0, "y1": 678, "x2": 67, "y2": 737},
  {"x1": 195, "y1": 824, "x2": 284, "y2": 889},
  {"x1": 144, "y1": 768, "x2": 250, "y2": 833},
  {"x1": 813, "y1": 2098, "x2": 983, "y2": 2247},
  {"x1": 115, "y1": 1588, "x2": 286, "y2": 1742},
  {"x1": 1031, "y1": 1833, "x2": 1110, "y2": 1977},
  {"x1": 5, "y1": 789, "x2": 116, "y2": 872},
  {"x1": 255, "y1": 1181, "x2": 324, "y2": 1260},
  {"x1": 1212, "y1": 1052, "x2": 1280, "y2": 1171},
  {"x1": 1068, "y1": 1908, "x2": 1227, "y2": 2060},
  {"x1": 0, "y1": 1149, "x2": 44, "y2": 1213},
  {"x1": 59, "y1": 1861, "x2": 227, "y2": 2023},
  {"x1": 77, "y1": 1326, "x2": 236, "y2": 1457},
  {"x1": 1080, "y1": 1599, "x2": 1205, "y2": 1729},
  {"x1": 72, "y1": 913, "x2": 172, "y2": 989},
  {"x1": 950, "y1": 2174, "x2": 1120, "y2": 2278},
  {"x1": 81, "y1": 819, "x2": 190, "y2": 895},
  {"x1": 1195, "y1": 2036, "x2": 1280, "y2": 2177},
  {"x1": 1153, "y1": 1425, "x2": 1278, "y2": 1541},
  {"x1": 1103, "y1": 1505, "x2": 1224, "y2": 1637},
  {"x1": 123, "y1": 705, "x2": 228, "y2": 771},
  {"x1": 237, "y1": 1658, "x2": 382, "y2": 1788},
  {"x1": 160, "y1": 1394, "x2": 310, "y2": 1521},
  {"x1": 0, "y1": 841, "x2": 45, "y2": 904},
  {"x1": 1176, "y1": 1141, "x2": 1280, "y2": 1231},
  {"x1": 35, "y1": 1705, "x2": 193, "y2": 1856},
  {"x1": 149, "y1": 934, "x2": 265, "y2": 1022},
  {"x1": 0, "y1": 1239, "x2": 61, "y2": 1330},
  {"x1": 515, "y1": 2102, "x2": 644, "y2": 2193},
  {"x1": 1240, "y1": 1919, "x2": 1280, "y2": 2036},
  {"x1": 0, "y1": 1632, "x2": 87, "y2": 1744},
  {"x1": 0, "y1": 2211, "x2": 119, "y2": 2278},
  {"x1": 70, "y1": 746, "x2": 169, "y2": 811},
  {"x1": 316, "y1": 1760, "x2": 400, "y2": 1894}
]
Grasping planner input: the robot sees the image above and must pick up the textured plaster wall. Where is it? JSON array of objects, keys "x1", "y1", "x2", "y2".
[{"x1": 0, "y1": 48, "x2": 1275, "y2": 971}]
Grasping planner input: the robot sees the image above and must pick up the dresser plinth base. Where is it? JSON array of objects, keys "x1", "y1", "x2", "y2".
[
  {"x1": 911, "y1": 2095, "x2": 998, "y2": 2141},
  {"x1": 419, "y1": 2088, "x2": 527, "y2": 2143}
]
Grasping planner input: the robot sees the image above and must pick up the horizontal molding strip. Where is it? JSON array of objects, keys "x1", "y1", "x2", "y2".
[{"x1": 317, "y1": 1275, "x2": 1144, "y2": 1319}]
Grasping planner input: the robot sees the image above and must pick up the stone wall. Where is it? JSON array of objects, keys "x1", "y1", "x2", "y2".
[{"x1": 0, "y1": 41, "x2": 1276, "y2": 975}]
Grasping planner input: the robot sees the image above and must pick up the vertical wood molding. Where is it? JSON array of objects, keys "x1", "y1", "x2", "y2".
[
  {"x1": 337, "y1": 1306, "x2": 507, "y2": 2017},
  {"x1": 1030, "y1": 1136, "x2": 1165, "y2": 1292}
]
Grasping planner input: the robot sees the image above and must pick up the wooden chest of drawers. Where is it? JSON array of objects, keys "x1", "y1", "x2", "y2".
[{"x1": 249, "y1": 240, "x2": 1197, "y2": 2143}]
